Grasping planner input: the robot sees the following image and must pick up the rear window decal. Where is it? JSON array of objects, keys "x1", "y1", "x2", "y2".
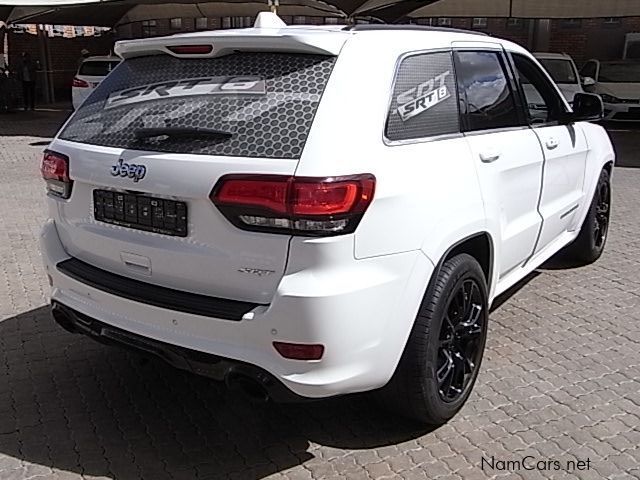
[
  {"x1": 105, "y1": 76, "x2": 266, "y2": 110},
  {"x1": 397, "y1": 71, "x2": 451, "y2": 121},
  {"x1": 59, "y1": 53, "x2": 337, "y2": 159}
]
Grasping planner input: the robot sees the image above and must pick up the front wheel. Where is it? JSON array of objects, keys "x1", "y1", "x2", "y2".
[
  {"x1": 561, "y1": 168, "x2": 611, "y2": 265},
  {"x1": 380, "y1": 253, "x2": 489, "y2": 425}
]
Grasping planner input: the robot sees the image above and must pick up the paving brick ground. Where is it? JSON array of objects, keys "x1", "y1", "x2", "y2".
[{"x1": 0, "y1": 110, "x2": 639, "y2": 479}]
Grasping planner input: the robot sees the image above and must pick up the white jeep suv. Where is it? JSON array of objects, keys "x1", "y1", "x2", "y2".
[{"x1": 40, "y1": 15, "x2": 614, "y2": 425}]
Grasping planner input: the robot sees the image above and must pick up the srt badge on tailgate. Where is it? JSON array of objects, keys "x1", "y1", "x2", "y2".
[{"x1": 111, "y1": 159, "x2": 147, "y2": 183}]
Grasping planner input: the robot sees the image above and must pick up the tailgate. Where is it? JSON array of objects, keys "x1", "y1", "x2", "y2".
[{"x1": 51, "y1": 51, "x2": 337, "y2": 305}]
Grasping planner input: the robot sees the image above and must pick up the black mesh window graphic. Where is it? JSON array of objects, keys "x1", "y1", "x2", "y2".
[
  {"x1": 386, "y1": 52, "x2": 460, "y2": 142},
  {"x1": 60, "y1": 53, "x2": 337, "y2": 159}
]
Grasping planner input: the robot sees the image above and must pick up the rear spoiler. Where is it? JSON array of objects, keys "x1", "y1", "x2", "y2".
[{"x1": 114, "y1": 30, "x2": 351, "y2": 59}]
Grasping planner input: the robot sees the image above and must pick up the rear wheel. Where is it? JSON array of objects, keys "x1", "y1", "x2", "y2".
[
  {"x1": 562, "y1": 169, "x2": 611, "y2": 265},
  {"x1": 381, "y1": 253, "x2": 488, "y2": 425}
]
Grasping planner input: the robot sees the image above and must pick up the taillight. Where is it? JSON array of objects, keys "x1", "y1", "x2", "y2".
[
  {"x1": 72, "y1": 77, "x2": 89, "y2": 88},
  {"x1": 273, "y1": 342, "x2": 324, "y2": 361},
  {"x1": 211, "y1": 174, "x2": 376, "y2": 236},
  {"x1": 167, "y1": 44, "x2": 213, "y2": 55},
  {"x1": 41, "y1": 150, "x2": 72, "y2": 199}
]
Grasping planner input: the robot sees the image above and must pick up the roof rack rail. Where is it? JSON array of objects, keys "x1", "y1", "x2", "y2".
[{"x1": 343, "y1": 24, "x2": 489, "y2": 36}]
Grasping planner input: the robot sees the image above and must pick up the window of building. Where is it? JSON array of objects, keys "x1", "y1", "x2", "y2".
[
  {"x1": 472, "y1": 17, "x2": 488, "y2": 29},
  {"x1": 196, "y1": 17, "x2": 208, "y2": 29},
  {"x1": 231, "y1": 17, "x2": 245, "y2": 27},
  {"x1": 438, "y1": 17, "x2": 452, "y2": 27},
  {"x1": 560, "y1": 18, "x2": 582, "y2": 29},
  {"x1": 507, "y1": 18, "x2": 525, "y2": 29},
  {"x1": 603, "y1": 17, "x2": 621, "y2": 26},
  {"x1": 454, "y1": 50, "x2": 522, "y2": 132},
  {"x1": 170, "y1": 18, "x2": 182, "y2": 30},
  {"x1": 324, "y1": 17, "x2": 339, "y2": 25},
  {"x1": 385, "y1": 52, "x2": 460, "y2": 142},
  {"x1": 293, "y1": 16, "x2": 307, "y2": 25},
  {"x1": 222, "y1": 17, "x2": 231, "y2": 29},
  {"x1": 141, "y1": 20, "x2": 157, "y2": 37}
]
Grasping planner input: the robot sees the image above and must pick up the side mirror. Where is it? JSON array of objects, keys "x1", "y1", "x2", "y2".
[
  {"x1": 582, "y1": 76, "x2": 596, "y2": 87},
  {"x1": 564, "y1": 93, "x2": 603, "y2": 123}
]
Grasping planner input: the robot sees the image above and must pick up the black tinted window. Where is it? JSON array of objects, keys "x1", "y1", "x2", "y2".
[
  {"x1": 60, "y1": 53, "x2": 336, "y2": 160},
  {"x1": 386, "y1": 52, "x2": 459, "y2": 142},
  {"x1": 79, "y1": 61, "x2": 120, "y2": 76},
  {"x1": 580, "y1": 61, "x2": 597, "y2": 80},
  {"x1": 454, "y1": 51, "x2": 522, "y2": 132}
]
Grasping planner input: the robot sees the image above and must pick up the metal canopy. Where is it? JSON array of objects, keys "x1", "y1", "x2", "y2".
[
  {"x1": 409, "y1": 0, "x2": 640, "y2": 19},
  {"x1": 0, "y1": 0, "x2": 436, "y2": 25}
]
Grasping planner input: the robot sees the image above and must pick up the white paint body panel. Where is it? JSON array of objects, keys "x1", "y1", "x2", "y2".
[{"x1": 41, "y1": 26, "x2": 615, "y2": 398}]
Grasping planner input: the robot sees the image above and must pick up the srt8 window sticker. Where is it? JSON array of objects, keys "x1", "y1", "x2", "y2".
[
  {"x1": 396, "y1": 71, "x2": 451, "y2": 121},
  {"x1": 105, "y1": 76, "x2": 266, "y2": 109},
  {"x1": 386, "y1": 52, "x2": 460, "y2": 142}
]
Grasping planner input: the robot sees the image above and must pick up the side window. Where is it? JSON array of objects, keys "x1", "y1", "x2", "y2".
[
  {"x1": 385, "y1": 52, "x2": 459, "y2": 142},
  {"x1": 453, "y1": 50, "x2": 523, "y2": 132},
  {"x1": 511, "y1": 53, "x2": 566, "y2": 125},
  {"x1": 580, "y1": 61, "x2": 597, "y2": 80}
]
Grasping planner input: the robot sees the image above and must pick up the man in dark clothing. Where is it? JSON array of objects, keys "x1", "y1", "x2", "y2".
[
  {"x1": 0, "y1": 67, "x2": 9, "y2": 113},
  {"x1": 19, "y1": 52, "x2": 37, "y2": 111}
]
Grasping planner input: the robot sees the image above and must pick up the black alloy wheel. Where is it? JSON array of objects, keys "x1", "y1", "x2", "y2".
[{"x1": 436, "y1": 278, "x2": 485, "y2": 403}]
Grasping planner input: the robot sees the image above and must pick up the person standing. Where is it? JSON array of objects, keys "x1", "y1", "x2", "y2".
[
  {"x1": 19, "y1": 52, "x2": 37, "y2": 111},
  {"x1": 78, "y1": 48, "x2": 90, "y2": 68}
]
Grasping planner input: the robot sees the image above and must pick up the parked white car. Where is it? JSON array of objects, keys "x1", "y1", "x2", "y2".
[
  {"x1": 533, "y1": 52, "x2": 584, "y2": 105},
  {"x1": 72, "y1": 56, "x2": 120, "y2": 110},
  {"x1": 581, "y1": 59, "x2": 640, "y2": 121},
  {"x1": 41, "y1": 14, "x2": 614, "y2": 425}
]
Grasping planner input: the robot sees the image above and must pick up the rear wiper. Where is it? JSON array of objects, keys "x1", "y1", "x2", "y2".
[{"x1": 134, "y1": 127, "x2": 233, "y2": 140}]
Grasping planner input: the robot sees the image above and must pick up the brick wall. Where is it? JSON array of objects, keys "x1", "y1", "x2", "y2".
[
  {"x1": 549, "y1": 17, "x2": 640, "y2": 65},
  {"x1": 415, "y1": 16, "x2": 640, "y2": 66},
  {"x1": 8, "y1": 15, "x2": 640, "y2": 104}
]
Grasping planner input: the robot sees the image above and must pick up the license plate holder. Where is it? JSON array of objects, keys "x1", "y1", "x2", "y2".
[{"x1": 93, "y1": 190, "x2": 187, "y2": 237}]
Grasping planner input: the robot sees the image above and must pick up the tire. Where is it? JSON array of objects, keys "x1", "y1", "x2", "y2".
[
  {"x1": 562, "y1": 168, "x2": 611, "y2": 265},
  {"x1": 380, "y1": 253, "x2": 489, "y2": 425}
]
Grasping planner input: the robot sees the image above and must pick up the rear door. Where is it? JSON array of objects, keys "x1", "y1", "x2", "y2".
[
  {"x1": 51, "y1": 51, "x2": 337, "y2": 304},
  {"x1": 453, "y1": 47, "x2": 545, "y2": 279},
  {"x1": 509, "y1": 52, "x2": 588, "y2": 255}
]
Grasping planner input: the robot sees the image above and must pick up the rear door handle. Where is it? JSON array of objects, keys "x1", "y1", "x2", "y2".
[
  {"x1": 546, "y1": 138, "x2": 559, "y2": 150},
  {"x1": 479, "y1": 150, "x2": 501, "y2": 163}
]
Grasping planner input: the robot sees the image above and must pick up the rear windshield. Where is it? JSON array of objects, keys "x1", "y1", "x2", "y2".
[
  {"x1": 60, "y1": 52, "x2": 336, "y2": 159},
  {"x1": 79, "y1": 60, "x2": 120, "y2": 76},
  {"x1": 538, "y1": 58, "x2": 577, "y2": 84}
]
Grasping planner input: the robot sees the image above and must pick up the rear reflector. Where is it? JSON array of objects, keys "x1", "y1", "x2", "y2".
[
  {"x1": 72, "y1": 77, "x2": 89, "y2": 88},
  {"x1": 167, "y1": 44, "x2": 213, "y2": 55},
  {"x1": 273, "y1": 342, "x2": 324, "y2": 361},
  {"x1": 41, "y1": 150, "x2": 72, "y2": 199},
  {"x1": 211, "y1": 174, "x2": 375, "y2": 236}
]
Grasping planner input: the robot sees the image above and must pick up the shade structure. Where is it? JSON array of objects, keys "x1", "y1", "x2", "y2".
[
  {"x1": 0, "y1": 0, "x2": 436, "y2": 25},
  {"x1": 408, "y1": 0, "x2": 640, "y2": 19}
]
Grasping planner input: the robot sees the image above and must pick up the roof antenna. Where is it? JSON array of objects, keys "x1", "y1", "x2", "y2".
[{"x1": 255, "y1": 4, "x2": 286, "y2": 28}]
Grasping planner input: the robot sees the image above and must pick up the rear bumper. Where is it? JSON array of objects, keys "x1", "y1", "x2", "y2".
[
  {"x1": 41, "y1": 219, "x2": 434, "y2": 399},
  {"x1": 50, "y1": 301, "x2": 304, "y2": 402}
]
